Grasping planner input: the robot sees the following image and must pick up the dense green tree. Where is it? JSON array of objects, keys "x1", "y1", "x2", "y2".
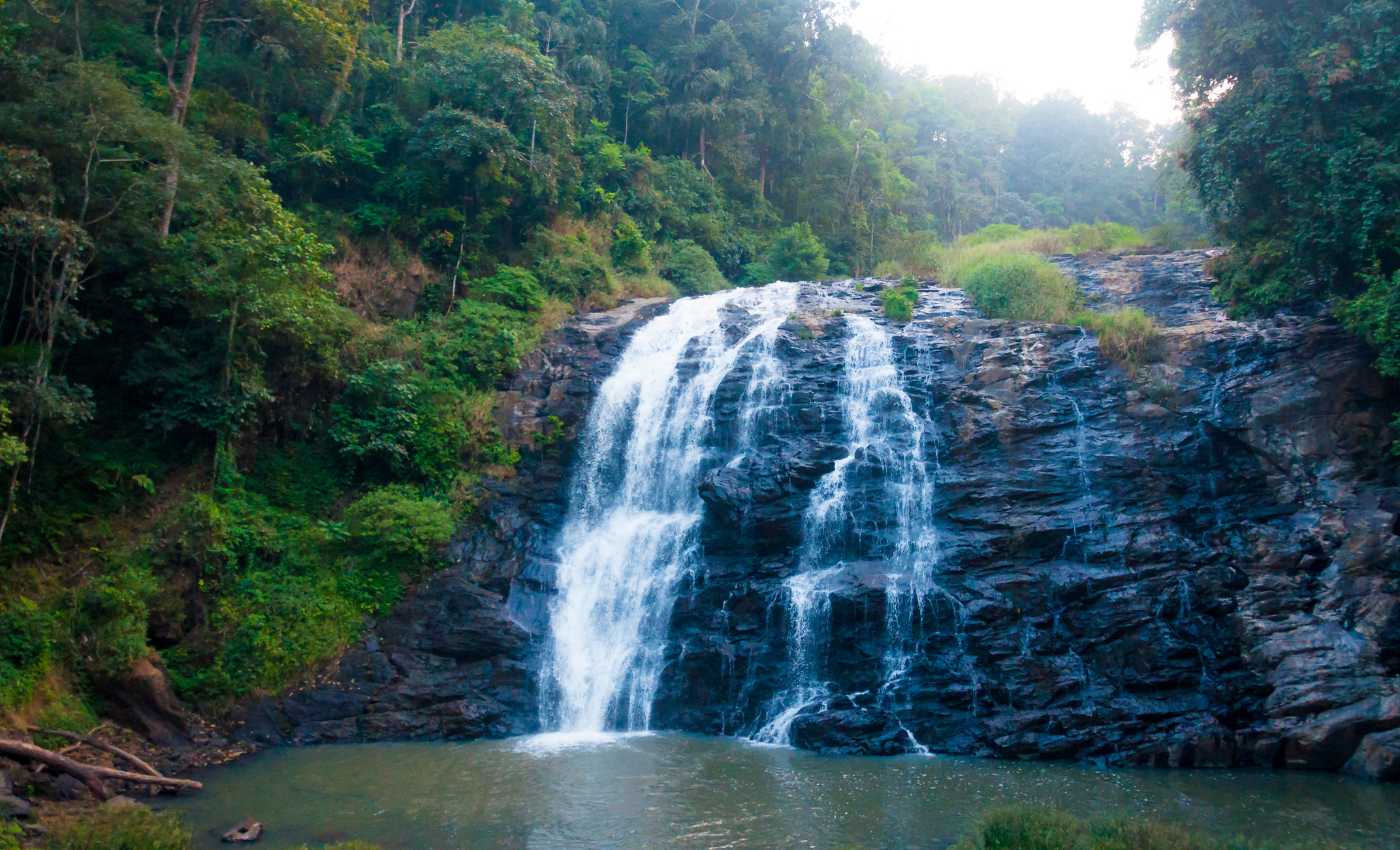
[{"x1": 1141, "y1": 0, "x2": 1399, "y2": 313}]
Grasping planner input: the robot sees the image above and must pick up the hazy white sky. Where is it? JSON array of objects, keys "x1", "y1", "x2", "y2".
[{"x1": 846, "y1": 0, "x2": 1181, "y2": 126}]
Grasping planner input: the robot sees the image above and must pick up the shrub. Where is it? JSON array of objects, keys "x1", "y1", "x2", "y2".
[
  {"x1": 952, "y1": 807, "x2": 1085, "y2": 850},
  {"x1": 343, "y1": 484, "x2": 455, "y2": 570},
  {"x1": 0, "y1": 596, "x2": 54, "y2": 709},
  {"x1": 954, "y1": 250, "x2": 1079, "y2": 322},
  {"x1": 610, "y1": 215, "x2": 652, "y2": 274},
  {"x1": 950, "y1": 807, "x2": 1272, "y2": 850},
  {"x1": 70, "y1": 559, "x2": 155, "y2": 682},
  {"x1": 880, "y1": 278, "x2": 919, "y2": 323},
  {"x1": 1074, "y1": 307, "x2": 1161, "y2": 373},
  {"x1": 658, "y1": 240, "x2": 729, "y2": 295},
  {"x1": 44, "y1": 806, "x2": 192, "y2": 850},
  {"x1": 764, "y1": 222, "x2": 829, "y2": 281},
  {"x1": 164, "y1": 554, "x2": 365, "y2": 704},
  {"x1": 472, "y1": 266, "x2": 545, "y2": 313},
  {"x1": 529, "y1": 228, "x2": 616, "y2": 304}
]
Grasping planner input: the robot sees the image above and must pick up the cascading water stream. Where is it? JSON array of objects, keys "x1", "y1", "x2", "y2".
[
  {"x1": 753, "y1": 314, "x2": 942, "y2": 747},
  {"x1": 539, "y1": 283, "x2": 798, "y2": 736}
]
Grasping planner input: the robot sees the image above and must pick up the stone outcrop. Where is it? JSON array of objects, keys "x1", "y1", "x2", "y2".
[{"x1": 241, "y1": 253, "x2": 1400, "y2": 781}]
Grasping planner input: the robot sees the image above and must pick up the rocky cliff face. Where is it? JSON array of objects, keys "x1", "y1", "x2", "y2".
[{"x1": 240, "y1": 252, "x2": 1400, "y2": 781}]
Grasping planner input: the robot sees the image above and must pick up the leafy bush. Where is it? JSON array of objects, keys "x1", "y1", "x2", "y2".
[
  {"x1": 70, "y1": 559, "x2": 155, "y2": 682},
  {"x1": 953, "y1": 250, "x2": 1079, "y2": 322},
  {"x1": 1074, "y1": 307, "x2": 1161, "y2": 373},
  {"x1": 610, "y1": 215, "x2": 653, "y2": 274},
  {"x1": 880, "y1": 279, "x2": 920, "y2": 322},
  {"x1": 0, "y1": 596, "x2": 54, "y2": 709},
  {"x1": 472, "y1": 266, "x2": 545, "y2": 313},
  {"x1": 247, "y1": 440, "x2": 350, "y2": 516},
  {"x1": 951, "y1": 807, "x2": 1272, "y2": 850},
  {"x1": 529, "y1": 227, "x2": 617, "y2": 304},
  {"x1": 658, "y1": 240, "x2": 729, "y2": 295},
  {"x1": 764, "y1": 223, "x2": 830, "y2": 281},
  {"x1": 44, "y1": 806, "x2": 192, "y2": 850},
  {"x1": 343, "y1": 485, "x2": 455, "y2": 570}
]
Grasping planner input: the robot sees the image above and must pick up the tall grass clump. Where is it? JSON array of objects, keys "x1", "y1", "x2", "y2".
[
  {"x1": 951, "y1": 249, "x2": 1079, "y2": 322},
  {"x1": 1074, "y1": 307, "x2": 1161, "y2": 374},
  {"x1": 44, "y1": 807, "x2": 193, "y2": 850},
  {"x1": 954, "y1": 222, "x2": 1149, "y2": 256},
  {"x1": 880, "y1": 278, "x2": 920, "y2": 322},
  {"x1": 951, "y1": 806, "x2": 1286, "y2": 850}
]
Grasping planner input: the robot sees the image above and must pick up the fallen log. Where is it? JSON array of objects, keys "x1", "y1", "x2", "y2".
[
  {"x1": 0, "y1": 740, "x2": 203, "y2": 798},
  {"x1": 28, "y1": 727, "x2": 163, "y2": 779},
  {"x1": 0, "y1": 740, "x2": 111, "y2": 800}
]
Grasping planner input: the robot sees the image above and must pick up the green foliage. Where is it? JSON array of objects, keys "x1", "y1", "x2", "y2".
[
  {"x1": 1074, "y1": 307, "x2": 1162, "y2": 374},
  {"x1": 610, "y1": 215, "x2": 653, "y2": 274},
  {"x1": 952, "y1": 249, "x2": 1080, "y2": 323},
  {"x1": 43, "y1": 806, "x2": 192, "y2": 850},
  {"x1": 659, "y1": 240, "x2": 730, "y2": 296},
  {"x1": 0, "y1": 820, "x2": 20, "y2": 850},
  {"x1": 472, "y1": 266, "x2": 546, "y2": 313},
  {"x1": 529, "y1": 228, "x2": 617, "y2": 304},
  {"x1": 1142, "y1": 0, "x2": 1400, "y2": 314},
  {"x1": 0, "y1": 0, "x2": 1209, "y2": 721},
  {"x1": 0, "y1": 596, "x2": 54, "y2": 709},
  {"x1": 958, "y1": 223, "x2": 1148, "y2": 255},
  {"x1": 343, "y1": 485, "x2": 454, "y2": 572},
  {"x1": 763, "y1": 223, "x2": 830, "y2": 281},
  {"x1": 70, "y1": 558, "x2": 155, "y2": 682},
  {"x1": 880, "y1": 279, "x2": 920, "y2": 323},
  {"x1": 951, "y1": 807, "x2": 1277, "y2": 850}
]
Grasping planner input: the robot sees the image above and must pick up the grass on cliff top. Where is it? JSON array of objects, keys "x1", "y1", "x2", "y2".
[
  {"x1": 874, "y1": 222, "x2": 1152, "y2": 281},
  {"x1": 950, "y1": 807, "x2": 1336, "y2": 850},
  {"x1": 940, "y1": 243, "x2": 1162, "y2": 374}
]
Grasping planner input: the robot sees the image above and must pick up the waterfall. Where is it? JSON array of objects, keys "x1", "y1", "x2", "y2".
[
  {"x1": 539, "y1": 282, "x2": 799, "y2": 735},
  {"x1": 753, "y1": 314, "x2": 941, "y2": 746}
]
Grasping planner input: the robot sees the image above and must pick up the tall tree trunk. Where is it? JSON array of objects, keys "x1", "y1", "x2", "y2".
[
  {"x1": 158, "y1": 0, "x2": 213, "y2": 240},
  {"x1": 319, "y1": 37, "x2": 358, "y2": 127},
  {"x1": 758, "y1": 145, "x2": 768, "y2": 199},
  {"x1": 395, "y1": 0, "x2": 417, "y2": 65},
  {"x1": 623, "y1": 100, "x2": 631, "y2": 147},
  {"x1": 699, "y1": 125, "x2": 708, "y2": 173}
]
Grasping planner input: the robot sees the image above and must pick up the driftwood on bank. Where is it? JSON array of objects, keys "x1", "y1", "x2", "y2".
[
  {"x1": 0, "y1": 739, "x2": 203, "y2": 800},
  {"x1": 28, "y1": 726, "x2": 164, "y2": 779}
]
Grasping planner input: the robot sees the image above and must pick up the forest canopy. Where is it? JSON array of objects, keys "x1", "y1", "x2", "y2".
[{"x1": 0, "y1": 0, "x2": 1202, "y2": 713}]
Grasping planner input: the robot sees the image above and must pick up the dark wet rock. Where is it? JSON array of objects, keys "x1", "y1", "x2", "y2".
[
  {"x1": 0, "y1": 793, "x2": 31, "y2": 819},
  {"x1": 96, "y1": 657, "x2": 192, "y2": 747},
  {"x1": 244, "y1": 253, "x2": 1400, "y2": 781},
  {"x1": 790, "y1": 708, "x2": 914, "y2": 755},
  {"x1": 1345, "y1": 728, "x2": 1400, "y2": 781}
]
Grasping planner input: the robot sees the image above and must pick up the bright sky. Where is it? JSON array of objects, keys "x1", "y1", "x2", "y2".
[{"x1": 847, "y1": 0, "x2": 1181, "y2": 126}]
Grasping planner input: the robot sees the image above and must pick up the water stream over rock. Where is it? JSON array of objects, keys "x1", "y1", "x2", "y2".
[{"x1": 239, "y1": 251, "x2": 1400, "y2": 782}]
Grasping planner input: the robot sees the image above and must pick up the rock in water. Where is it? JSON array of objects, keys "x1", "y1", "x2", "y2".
[{"x1": 222, "y1": 819, "x2": 263, "y2": 843}]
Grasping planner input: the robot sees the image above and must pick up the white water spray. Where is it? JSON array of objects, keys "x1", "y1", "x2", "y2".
[{"x1": 540, "y1": 283, "x2": 798, "y2": 735}]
